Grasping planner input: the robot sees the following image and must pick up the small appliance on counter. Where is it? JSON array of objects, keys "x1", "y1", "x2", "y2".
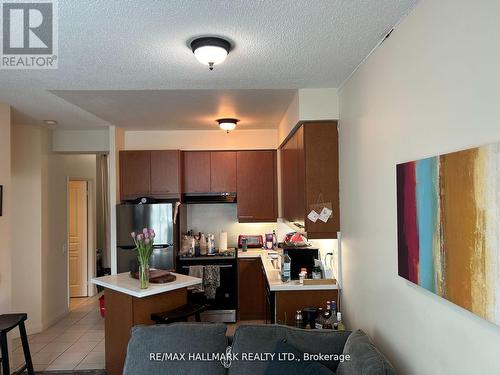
[
  {"x1": 283, "y1": 247, "x2": 319, "y2": 280},
  {"x1": 237, "y1": 234, "x2": 263, "y2": 249}
]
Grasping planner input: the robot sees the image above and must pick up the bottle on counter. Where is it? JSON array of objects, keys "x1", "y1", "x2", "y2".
[
  {"x1": 272, "y1": 230, "x2": 278, "y2": 249},
  {"x1": 295, "y1": 310, "x2": 303, "y2": 328},
  {"x1": 315, "y1": 308, "x2": 324, "y2": 329},
  {"x1": 281, "y1": 251, "x2": 291, "y2": 282},
  {"x1": 194, "y1": 232, "x2": 201, "y2": 257},
  {"x1": 335, "y1": 312, "x2": 345, "y2": 331},
  {"x1": 331, "y1": 300, "x2": 337, "y2": 318},
  {"x1": 200, "y1": 233, "x2": 207, "y2": 255},
  {"x1": 265, "y1": 233, "x2": 273, "y2": 250}
]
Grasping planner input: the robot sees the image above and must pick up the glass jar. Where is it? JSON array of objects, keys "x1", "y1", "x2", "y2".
[{"x1": 139, "y1": 263, "x2": 150, "y2": 289}]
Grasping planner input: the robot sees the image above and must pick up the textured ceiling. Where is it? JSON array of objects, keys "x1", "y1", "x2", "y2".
[{"x1": 0, "y1": 0, "x2": 418, "y2": 129}]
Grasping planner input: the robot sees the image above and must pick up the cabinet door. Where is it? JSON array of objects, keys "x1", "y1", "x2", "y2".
[
  {"x1": 280, "y1": 132, "x2": 298, "y2": 223},
  {"x1": 304, "y1": 122, "x2": 340, "y2": 237},
  {"x1": 182, "y1": 151, "x2": 211, "y2": 193},
  {"x1": 210, "y1": 151, "x2": 236, "y2": 192},
  {"x1": 236, "y1": 150, "x2": 277, "y2": 222},
  {"x1": 238, "y1": 258, "x2": 266, "y2": 320},
  {"x1": 150, "y1": 150, "x2": 180, "y2": 197},
  {"x1": 120, "y1": 151, "x2": 151, "y2": 200}
]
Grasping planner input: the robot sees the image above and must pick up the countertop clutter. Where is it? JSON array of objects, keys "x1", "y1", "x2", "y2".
[
  {"x1": 238, "y1": 249, "x2": 339, "y2": 291},
  {"x1": 91, "y1": 272, "x2": 202, "y2": 298}
]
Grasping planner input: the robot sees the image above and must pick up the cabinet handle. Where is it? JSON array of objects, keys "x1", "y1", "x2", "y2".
[
  {"x1": 239, "y1": 215, "x2": 254, "y2": 219},
  {"x1": 294, "y1": 222, "x2": 305, "y2": 229}
]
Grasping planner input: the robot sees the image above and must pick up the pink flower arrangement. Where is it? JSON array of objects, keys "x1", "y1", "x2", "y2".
[{"x1": 131, "y1": 228, "x2": 156, "y2": 267}]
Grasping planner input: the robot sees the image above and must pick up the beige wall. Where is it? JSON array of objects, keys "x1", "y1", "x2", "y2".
[
  {"x1": 124, "y1": 129, "x2": 278, "y2": 150},
  {"x1": 11, "y1": 124, "x2": 43, "y2": 332},
  {"x1": 0, "y1": 103, "x2": 11, "y2": 314},
  {"x1": 41, "y1": 144, "x2": 97, "y2": 328},
  {"x1": 52, "y1": 129, "x2": 110, "y2": 153},
  {"x1": 339, "y1": 0, "x2": 500, "y2": 373},
  {"x1": 277, "y1": 88, "x2": 339, "y2": 145}
]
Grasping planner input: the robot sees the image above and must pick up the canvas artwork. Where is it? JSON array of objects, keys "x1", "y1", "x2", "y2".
[{"x1": 397, "y1": 143, "x2": 500, "y2": 325}]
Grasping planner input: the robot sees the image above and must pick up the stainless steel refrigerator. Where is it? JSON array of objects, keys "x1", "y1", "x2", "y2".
[{"x1": 116, "y1": 203, "x2": 176, "y2": 273}]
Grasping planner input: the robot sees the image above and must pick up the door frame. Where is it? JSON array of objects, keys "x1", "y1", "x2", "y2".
[{"x1": 66, "y1": 177, "x2": 97, "y2": 305}]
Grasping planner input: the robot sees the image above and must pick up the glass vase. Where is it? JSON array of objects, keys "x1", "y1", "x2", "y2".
[{"x1": 139, "y1": 263, "x2": 150, "y2": 289}]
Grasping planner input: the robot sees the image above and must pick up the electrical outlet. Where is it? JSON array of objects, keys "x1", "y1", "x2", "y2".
[{"x1": 62, "y1": 243, "x2": 67, "y2": 254}]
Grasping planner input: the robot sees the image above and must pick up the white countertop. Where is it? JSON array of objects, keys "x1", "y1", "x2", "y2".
[
  {"x1": 91, "y1": 272, "x2": 202, "y2": 298},
  {"x1": 238, "y1": 249, "x2": 339, "y2": 292}
]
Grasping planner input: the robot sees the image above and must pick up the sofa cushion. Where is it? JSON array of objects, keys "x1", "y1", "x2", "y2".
[
  {"x1": 264, "y1": 340, "x2": 333, "y2": 375},
  {"x1": 336, "y1": 330, "x2": 395, "y2": 375},
  {"x1": 228, "y1": 324, "x2": 350, "y2": 375},
  {"x1": 123, "y1": 322, "x2": 228, "y2": 375}
]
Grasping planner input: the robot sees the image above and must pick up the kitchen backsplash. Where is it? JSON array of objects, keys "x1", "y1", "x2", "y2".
[{"x1": 186, "y1": 204, "x2": 277, "y2": 248}]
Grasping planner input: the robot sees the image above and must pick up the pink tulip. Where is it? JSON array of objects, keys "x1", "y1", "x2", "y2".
[
  {"x1": 137, "y1": 234, "x2": 143, "y2": 241},
  {"x1": 131, "y1": 232, "x2": 136, "y2": 238},
  {"x1": 145, "y1": 238, "x2": 150, "y2": 245},
  {"x1": 143, "y1": 228, "x2": 148, "y2": 234},
  {"x1": 149, "y1": 229, "x2": 155, "y2": 238},
  {"x1": 144, "y1": 233, "x2": 150, "y2": 239}
]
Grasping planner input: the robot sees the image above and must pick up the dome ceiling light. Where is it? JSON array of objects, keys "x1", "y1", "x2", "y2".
[
  {"x1": 217, "y1": 118, "x2": 239, "y2": 133},
  {"x1": 191, "y1": 37, "x2": 231, "y2": 70}
]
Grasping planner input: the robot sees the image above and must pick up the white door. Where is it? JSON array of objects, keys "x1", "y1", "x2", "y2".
[{"x1": 69, "y1": 180, "x2": 88, "y2": 297}]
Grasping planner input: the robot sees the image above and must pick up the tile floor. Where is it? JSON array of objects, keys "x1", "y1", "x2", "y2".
[{"x1": 11, "y1": 294, "x2": 105, "y2": 372}]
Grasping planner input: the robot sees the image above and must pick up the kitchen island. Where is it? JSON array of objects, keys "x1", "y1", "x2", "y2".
[
  {"x1": 91, "y1": 272, "x2": 202, "y2": 375},
  {"x1": 238, "y1": 249, "x2": 339, "y2": 324}
]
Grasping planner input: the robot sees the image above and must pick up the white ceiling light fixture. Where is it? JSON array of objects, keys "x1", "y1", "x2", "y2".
[
  {"x1": 43, "y1": 120, "x2": 58, "y2": 126},
  {"x1": 191, "y1": 37, "x2": 231, "y2": 70},
  {"x1": 217, "y1": 118, "x2": 239, "y2": 133}
]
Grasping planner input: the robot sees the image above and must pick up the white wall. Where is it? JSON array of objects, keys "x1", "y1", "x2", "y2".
[
  {"x1": 52, "y1": 129, "x2": 110, "y2": 153},
  {"x1": 125, "y1": 129, "x2": 278, "y2": 150},
  {"x1": 11, "y1": 124, "x2": 43, "y2": 332},
  {"x1": 109, "y1": 126, "x2": 124, "y2": 274},
  {"x1": 339, "y1": 0, "x2": 500, "y2": 373},
  {"x1": 0, "y1": 103, "x2": 11, "y2": 314}
]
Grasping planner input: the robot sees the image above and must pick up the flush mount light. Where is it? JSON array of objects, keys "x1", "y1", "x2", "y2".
[
  {"x1": 217, "y1": 118, "x2": 239, "y2": 133},
  {"x1": 191, "y1": 37, "x2": 231, "y2": 70},
  {"x1": 43, "y1": 120, "x2": 58, "y2": 126}
]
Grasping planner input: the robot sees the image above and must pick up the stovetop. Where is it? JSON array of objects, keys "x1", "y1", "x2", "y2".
[{"x1": 178, "y1": 249, "x2": 236, "y2": 260}]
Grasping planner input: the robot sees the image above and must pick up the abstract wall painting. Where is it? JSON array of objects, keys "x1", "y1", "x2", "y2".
[{"x1": 397, "y1": 144, "x2": 500, "y2": 325}]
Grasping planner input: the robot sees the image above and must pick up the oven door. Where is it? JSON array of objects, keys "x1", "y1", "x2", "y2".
[{"x1": 177, "y1": 259, "x2": 237, "y2": 316}]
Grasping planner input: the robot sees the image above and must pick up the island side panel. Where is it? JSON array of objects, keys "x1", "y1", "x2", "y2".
[
  {"x1": 132, "y1": 287, "x2": 187, "y2": 325},
  {"x1": 275, "y1": 290, "x2": 338, "y2": 325},
  {"x1": 105, "y1": 288, "x2": 134, "y2": 375}
]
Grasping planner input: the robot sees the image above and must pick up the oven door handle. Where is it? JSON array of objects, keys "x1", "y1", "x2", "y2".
[{"x1": 181, "y1": 265, "x2": 233, "y2": 269}]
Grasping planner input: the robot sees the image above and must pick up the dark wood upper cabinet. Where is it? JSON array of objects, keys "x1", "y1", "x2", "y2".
[
  {"x1": 150, "y1": 150, "x2": 180, "y2": 196},
  {"x1": 237, "y1": 150, "x2": 277, "y2": 222},
  {"x1": 120, "y1": 151, "x2": 151, "y2": 200},
  {"x1": 210, "y1": 151, "x2": 236, "y2": 192},
  {"x1": 182, "y1": 151, "x2": 211, "y2": 193},
  {"x1": 279, "y1": 122, "x2": 339, "y2": 239}
]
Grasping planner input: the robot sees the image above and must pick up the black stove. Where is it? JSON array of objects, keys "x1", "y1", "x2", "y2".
[{"x1": 176, "y1": 249, "x2": 237, "y2": 323}]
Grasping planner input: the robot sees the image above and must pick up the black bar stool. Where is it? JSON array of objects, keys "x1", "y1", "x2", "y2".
[
  {"x1": 151, "y1": 303, "x2": 206, "y2": 324},
  {"x1": 0, "y1": 314, "x2": 34, "y2": 375}
]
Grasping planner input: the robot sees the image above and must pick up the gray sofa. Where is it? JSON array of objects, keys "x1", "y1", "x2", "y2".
[{"x1": 123, "y1": 323, "x2": 395, "y2": 375}]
